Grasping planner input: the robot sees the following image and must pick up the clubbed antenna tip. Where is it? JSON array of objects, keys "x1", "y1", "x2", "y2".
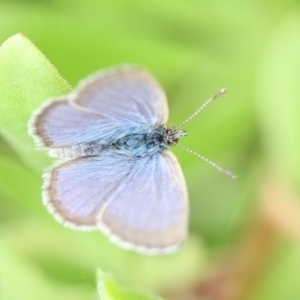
[
  {"x1": 219, "y1": 88, "x2": 227, "y2": 95},
  {"x1": 174, "y1": 88, "x2": 236, "y2": 178},
  {"x1": 176, "y1": 88, "x2": 227, "y2": 129}
]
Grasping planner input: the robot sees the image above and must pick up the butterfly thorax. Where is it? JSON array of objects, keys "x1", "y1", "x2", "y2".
[{"x1": 49, "y1": 125, "x2": 187, "y2": 159}]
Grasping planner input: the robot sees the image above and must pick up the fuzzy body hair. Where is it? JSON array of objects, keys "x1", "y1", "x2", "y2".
[{"x1": 49, "y1": 125, "x2": 168, "y2": 158}]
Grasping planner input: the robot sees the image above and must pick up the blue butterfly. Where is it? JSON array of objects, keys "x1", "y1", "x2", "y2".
[{"x1": 29, "y1": 66, "x2": 235, "y2": 255}]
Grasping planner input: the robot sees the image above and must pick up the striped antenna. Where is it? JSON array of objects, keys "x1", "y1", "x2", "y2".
[
  {"x1": 176, "y1": 143, "x2": 237, "y2": 179},
  {"x1": 176, "y1": 88, "x2": 227, "y2": 129}
]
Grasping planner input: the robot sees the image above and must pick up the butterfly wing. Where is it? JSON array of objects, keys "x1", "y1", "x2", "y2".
[
  {"x1": 99, "y1": 151, "x2": 188, "y2": 254},
  {"x1": 29, "y1": 67, "x2": 168, "y2": 147},
  {"x1": 43, "y1": 154, "x2": 136, "y2": 229},
  {"x1": 73, "y1": 67, "x2": 168, "y2": 125},
  {"x1": 45, "y1": 151, "x2": 188, "y2": 253},
  {"x1": 29, "y1": 99, "x2": 119, "y2": 147}
]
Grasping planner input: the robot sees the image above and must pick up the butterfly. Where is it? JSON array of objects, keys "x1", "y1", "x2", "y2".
[{"x1": 29, "y1": 66, "x2": 235, "y2": 255}]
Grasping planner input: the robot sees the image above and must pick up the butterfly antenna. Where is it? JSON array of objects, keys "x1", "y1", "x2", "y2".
[
  {"x1": 176, "y1": 88, "x2": 227, "y2": 129},
  {"x1": 176, "y1": 143, "x2": 237, "y2": 179}
]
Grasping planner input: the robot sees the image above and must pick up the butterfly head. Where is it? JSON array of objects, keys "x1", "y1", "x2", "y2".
[{"x1": 163, "y1": 126, "x2": 187, "y2": 147}]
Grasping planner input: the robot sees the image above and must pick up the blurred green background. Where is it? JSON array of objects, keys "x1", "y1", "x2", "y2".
[{"x1": 1, "y1": 0, "x2": 300, "y2": 299}]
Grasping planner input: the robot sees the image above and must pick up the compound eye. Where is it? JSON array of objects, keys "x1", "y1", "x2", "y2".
[{"x1": 169, "y1": 139, "x2": 178, "y2": 147}]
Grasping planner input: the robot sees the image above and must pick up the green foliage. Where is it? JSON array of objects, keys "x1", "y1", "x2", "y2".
[
  {"x1": 249, "y1": 239, "x2": 300, "y2": 300},
  {"x1": 256, "y1": 10, "x2": 300, "y2": 185},
  {"x1": 97, "y1": 270, "x2": 164, "y2": 300},
  {"x1": 0, "y1": 239, "x2": 96, "y2": 300},
  {"x1": 0, "y1": 34, "x2": 71, "y2": 173}
]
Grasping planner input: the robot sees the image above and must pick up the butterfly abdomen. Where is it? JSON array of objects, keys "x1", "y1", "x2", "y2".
[
  {"x1": 49, "y1": 125, "x2": 168, "y2": 158},
  {"x1": 49, "y1": 142, "x2": 105, "y2": 158}
]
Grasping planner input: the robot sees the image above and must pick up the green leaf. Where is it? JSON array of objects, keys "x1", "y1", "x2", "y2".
[
  {"x1": 0, "y1": 239, "x2": 96, "y2": 300},
  {"x1": 0, "y1": 150, "x2": 43, "y2": 216},
  {"x1": 97, "y1": 270, "x2": 164, "y2": 300},
  {"x1": 0, "y1": 34, "x2": 72, "y2": 173}
]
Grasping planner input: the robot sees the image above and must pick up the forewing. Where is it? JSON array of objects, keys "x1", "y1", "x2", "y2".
[
  {"x1": 29, "y1": 98, "x2": 128, "y2": 147},
  {"x1": 72, "y1": 67, "x2": 168, "y2": 125},
  {"x1": 98, "y1": 151, "x2": 188, "y2": 254},
  {"x1": 43, "y1": 154, "x2": 135, "y2": 229},
  {"x1": 30, "y1": 67, "x2": 168, "y2": 148}
]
